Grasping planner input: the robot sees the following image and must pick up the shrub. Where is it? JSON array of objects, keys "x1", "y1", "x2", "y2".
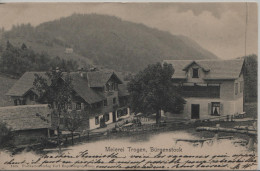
[{"x1": 0, "y1": 121, "x2": 14, "y2": 148}]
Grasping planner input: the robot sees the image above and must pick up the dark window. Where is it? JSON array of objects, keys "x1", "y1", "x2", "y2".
[
  {"x1": 95, "y1": 116, "x2": 99, "y2": 125},
  {"x1": 21, "y1": 99, "x2": 26, "y2": 105},
  {"x1": 111, "y1": 83, "x2": 114, "y2": 90},
  {"x1": 117, "y1": 110, "x2": 122, "y2": 118},
  {"x1": 68, "y1": 103, "x2": 72, "y2": 110},
  {"x1": 104, "y1": 113, "x2": 109, "y2": 122},
  {"x1": 14, "y1": 99, "x2": 17, "y2": 106},
  {"x1": 121, "y1": 108, "x2": 128, "y2": 116},
  {"x1": 113, "y1": 98, "x2": 117, "y2": 104},
  {"x1": 235, "y1": 83, "x2": 238, "y2": 95},
  {"x1": 29, "y1": 94, "x2": 38, "y2": 101},
  {"x1": 30, "y1": 94, "x2": 34, "y2": 101},
  {"x1": 76, "y1": 102, "x2": 81, "y2": 110},
  {"x1": 211, "y1": 102, "x2": 220, "y2": 116},
  {"x1": 192, "y1": 68, "x2": 199, "y2": 78},
  {"x1": 104, "y1": 99, "x2": 107, "y2": 106},
  {"x1": 106, "y1": 84, "x2": 109, "y2": 91}
]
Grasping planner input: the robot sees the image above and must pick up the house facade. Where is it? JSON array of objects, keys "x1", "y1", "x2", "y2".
[
  {"x1": 163, "y1": 59, "x2": 245, "y2": 120},
  {"x1": 6, "y1": 70, "x2": 131, "y2": 130}
]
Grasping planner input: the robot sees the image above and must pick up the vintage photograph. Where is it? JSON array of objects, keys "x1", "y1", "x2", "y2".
[{"x1": 0, "y1": 2, "x2": 258, "y2": 170}]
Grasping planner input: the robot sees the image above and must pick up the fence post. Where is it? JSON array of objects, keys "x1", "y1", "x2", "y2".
[
  {"x1": 247, "y1": 136, "x2": 255, "y2": 150},
  {"x1": 226, "y1": 115, "x2": 229, "y2": 122},
  {"x1": 213, "y1": 124, "x2": 220, "y2": 143}
]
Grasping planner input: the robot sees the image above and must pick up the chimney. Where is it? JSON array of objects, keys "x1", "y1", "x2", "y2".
[
  {"x1": 77, "y1": 67, "x2": 85, "y2": 78},
  {"x1": 55, "y1": 67, "x2": 60, "y2": 73}
]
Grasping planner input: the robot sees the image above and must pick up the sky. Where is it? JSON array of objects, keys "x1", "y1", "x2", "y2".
[{"x1": 0, "y1": 2, "x2": 258, "y2": 59}]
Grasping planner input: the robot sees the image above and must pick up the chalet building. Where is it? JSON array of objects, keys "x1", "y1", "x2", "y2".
[
  {"x1": 6, "y1": 71, "x2": 131, "y2": 130},
  {"x1": 163, "y1": 59, "x2": 245, "y2": 120}
]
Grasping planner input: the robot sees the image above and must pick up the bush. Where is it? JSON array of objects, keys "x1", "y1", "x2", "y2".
[{"x1": 0, "y1": 121, "x2": 14, "y2": 148}]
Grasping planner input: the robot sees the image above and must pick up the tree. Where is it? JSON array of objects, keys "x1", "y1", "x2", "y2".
[
  {"x1": 6, "y1": 40, "x2": 14, "y2": 51},
  {"x1": 243, "y1": 54, "x2": 257, "y2": 102},
  {"x1": 64, "y1": 110, "x2": 82, "y2": 145},
  {"x1": 33, "y1": 68, "x2": 73, "y2": 153},
  {"x1": 0, "y1": 121, "x2": 13, "y2": 149},
  {"x1": 128, "y1": 62, "x2": 185, "y2": 124},
  {"x1": 21, "y1": 43, "x2": 27, "y2": 50}
]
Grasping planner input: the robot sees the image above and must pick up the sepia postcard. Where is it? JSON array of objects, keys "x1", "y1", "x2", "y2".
[{"x1": 0, "y1": 2, "x2": 258, "y2": 170}]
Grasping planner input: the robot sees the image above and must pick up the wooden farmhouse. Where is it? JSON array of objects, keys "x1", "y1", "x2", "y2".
[{"x1": 6, "y1": 70, "x2": 131, "y2": 132}]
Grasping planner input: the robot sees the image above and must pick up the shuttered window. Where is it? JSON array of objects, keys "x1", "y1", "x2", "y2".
[
  {"x1": 76, "y1": 102, "x2": 81, "y2": 110},
  {"x1": 104, "y1": 113, "x2": 109, "y2": 122},
  {"x1": 95, "y1": 116, "x2": 99, "y2": 125},
  {"x1": 240, "y1": 81, "x2": 243, "y2": 93},
  {"x1": 235, "y1": 83, "x2": 238, "y2": 95},
  {"x1": 104, "y1": 99, "x2": 107, "y2": 106},
  {"x1": 192, "y1": 68, "x2": 199, "y2": 78},
  {"x1": 113, "y1": 98, "x2": 117, "y2": 104},
  {"x1": 209, "y1": 102, "x2": 223, "y2": 115}
]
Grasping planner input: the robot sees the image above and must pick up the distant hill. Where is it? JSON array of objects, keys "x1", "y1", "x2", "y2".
[{"x1": 0, "y1": 13, "x2": 218, "y2": 72}]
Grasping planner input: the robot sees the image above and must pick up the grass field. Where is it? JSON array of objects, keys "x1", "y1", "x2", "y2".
[{"x1": 0, "y1": 74, "x2": 17, "y2": 107}]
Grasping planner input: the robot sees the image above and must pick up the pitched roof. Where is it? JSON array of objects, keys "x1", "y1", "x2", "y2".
[
  {"x1": 87, "y1": 71, "x2": 123, "y2": 87},
  {"x1": 163, "y1": 59, "x2": 244, "y2": 80},
  {"x1": 183, "y1": 61, "x2": 210, "y2": 72},
  {"x1": 0, "y1": 104, "x2": 51, "y2": 131},
  {"x1": 6, "y1": 71, "x2": 125, "y2": 104},
  {"x1": 6, "y1": 72, "x2": 47, "y2": 96},
  {"x1": 69, "y1": 73, "x2": 105, "y2": 104}
]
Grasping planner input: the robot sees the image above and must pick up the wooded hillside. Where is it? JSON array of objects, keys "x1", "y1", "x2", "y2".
[{"x1": 0, "y1": 14, "x2": 218, "y2": 72}]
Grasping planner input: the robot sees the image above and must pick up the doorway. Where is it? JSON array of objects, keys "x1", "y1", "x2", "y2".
[
  {"x1": 112, "y1": 111, "x2": 116, "y2": 122},
  {"x1": 191, "y1": 104, "x2": 200, "y2": 119}
]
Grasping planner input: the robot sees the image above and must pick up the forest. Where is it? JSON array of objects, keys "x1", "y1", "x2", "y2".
[
  {"x1": 0, "y1": 14, "x2": 217, "y2": 72},
  {"x1": 0, "y1": 41, "x2": 80, "y2": 77}
]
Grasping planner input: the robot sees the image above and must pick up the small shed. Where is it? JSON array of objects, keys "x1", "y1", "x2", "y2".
[{"x1": 0, "y1": 104, "x2": 54, "y2": 145}]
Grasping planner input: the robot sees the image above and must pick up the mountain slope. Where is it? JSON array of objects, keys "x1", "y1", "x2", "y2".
[{"x1": 1, "y1": 14, "x2": 218, "y2": 72}]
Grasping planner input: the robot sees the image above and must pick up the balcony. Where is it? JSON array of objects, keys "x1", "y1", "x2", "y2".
[{"x1": 181, "y1": 85, "x2": 220, "y2": 98}]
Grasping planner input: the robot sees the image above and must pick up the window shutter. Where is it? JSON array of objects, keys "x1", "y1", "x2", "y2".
[
  {"x1": 220, "y1": 103, "x2": 224, "y2": 115},
  {"x1": 208, "y1": 103, "x2": 211, "y2": 115},
  {"x1": 81, "y1": 103, "x2": 84, "y2": 110},
  {"x1": 72, "y1": 102, "x2": 76, "y2": 110}
]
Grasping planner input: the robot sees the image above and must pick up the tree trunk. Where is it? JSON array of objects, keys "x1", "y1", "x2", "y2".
[
  {"x1": 57, "y1": 126, "x2": 61, "y2": 154},
  {"x1": 57, "y1": 109, "x2": 62, "y2": 154},
  {"x1": 71, "y1": 132, "x2": 74, "y2": 145},
  {"x1": 156, "y1": 110, "x2": 161, "y2": 125}
]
